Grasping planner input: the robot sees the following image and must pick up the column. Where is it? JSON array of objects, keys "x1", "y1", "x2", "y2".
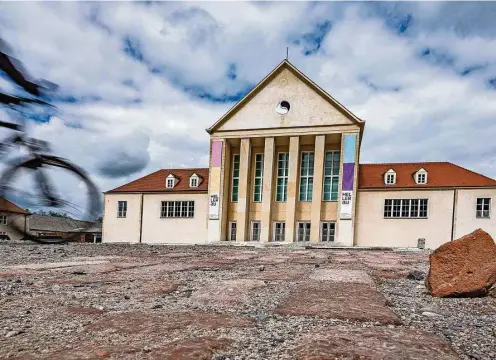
[
  {"x1": 236, "y1": 138, "x2": 251, "y2": 242},
  {"x1": 337, "y1": 133, "x2": 358, "y2": 246},
  {"x1": 285, "y1": 136, "x2": 299, "y2": 243},
  {"x1": 207, "y1": 140, "x2": 226, "y2": 243},
  {"x1": 261, "y1": 137, "x2": 275, "y2": 243},
  {"x1": 220, "y1": 141, "x2": 231, "y2": 241},
  {"x1": 310, "y1": 135, "x2": 325, "y2": 243}
]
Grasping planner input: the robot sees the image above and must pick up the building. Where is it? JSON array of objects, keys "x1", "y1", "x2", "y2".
[
  {"x1": 0, "y1": 197, "x2": 102, "y2": 242},
  {"x1": 102, "y1": 60, "x2": 496, "y2": 249},
  {"x1": 0, "y1": 197, "x2": 29, "y2": 240}
]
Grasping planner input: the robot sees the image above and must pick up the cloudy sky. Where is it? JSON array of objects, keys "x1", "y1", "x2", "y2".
[{"x1": 1, "y1": 2, "x2": 496, "y2": 214}]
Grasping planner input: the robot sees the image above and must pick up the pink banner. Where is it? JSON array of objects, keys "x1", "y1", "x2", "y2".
[{"x1": 211, "y1": 141, "x2": 223, "y2": 167}]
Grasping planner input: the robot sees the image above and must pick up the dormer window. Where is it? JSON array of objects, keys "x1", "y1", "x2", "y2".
[
  {"x1": 189, "y1": 173, "x2": 202, "y2": 188},
  {"x1": 415, "y1": 168, "x2": 428, "y2": 184},
  {"x1": 166, "y1": 174, "x2": 177, "y2": 188},
  {"x1": 384, "y1": 169, "x2": 396, "y2": 185}
]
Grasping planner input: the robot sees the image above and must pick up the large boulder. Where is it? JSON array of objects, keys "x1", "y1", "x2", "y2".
[{"x1": 426, "y1": 229, "x2": 496, "y2": 297}]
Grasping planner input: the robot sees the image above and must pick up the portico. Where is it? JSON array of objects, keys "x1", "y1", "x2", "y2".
[{"x1": 205, "y1": 60, "x2": 364, "y2": 244}]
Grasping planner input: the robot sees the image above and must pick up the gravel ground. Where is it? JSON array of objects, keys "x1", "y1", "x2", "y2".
[{"x1": 0, "y1": 242, "x2": 494, "y2": 360}]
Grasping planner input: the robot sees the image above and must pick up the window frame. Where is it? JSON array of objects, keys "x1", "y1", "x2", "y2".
[
  {"x1": 160, "y1": 201, "x2": 195, "y2": 218},
  {"x1": 0, "y1": 215, "x2": 7, "y2": 225},
  {"x1": 384, "y1": 198, "x2": 428, "y2": 219},
  {"x1": 273, "y1": 221, "x2": 286, "y2": 242},
  {"x1": 296, "y1": 221, "x2": 311, "y2": 242},
  {"x1": 190, "y1": 176, "x2": 198, "y2": 188},
  {"x1": 231, "y1": 154, "x2": 240, "y2": 203},
  {"x1": 323, "y1": 151, "x2": 340, "y2": 201},
  {"x1": 299, "y1": 151, "x2": 314, "y2": 202},
  {"x1": 117, "y1": 201, "x2": 127, "y2": 218},
  {"x1": 476, "y1": 198, "x2": 491, "y2": 219},
  {"x1": 166, "y1": 175, "x2": 175, "y2": 188},
  {"x1": 229, "y1": 221, "x2": 237, "y2": 241},
  {"x1": 320, "y1": 221, "x2": 336, "y2": 242},
  {"x1": 276, "y1": 152, "x2": 289, "y2": 202},
  {"x1": 253, "y1": 153, "x2": 264, "y2": 203},
  {"x1": 416, "y1": 172, "x2": 427, "y2": 184},
  {"x1": 251, "y1": 221, "x2": 261, "y2": 241}
]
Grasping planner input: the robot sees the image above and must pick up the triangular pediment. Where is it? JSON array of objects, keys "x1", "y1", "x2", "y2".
[{"x1": 207, "y1": 60, "x2": 363, "y2": 133}]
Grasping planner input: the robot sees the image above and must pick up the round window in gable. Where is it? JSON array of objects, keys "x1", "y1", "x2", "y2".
[{"x1": 276, "y1": 100, "x2": 290, "y2": 115}]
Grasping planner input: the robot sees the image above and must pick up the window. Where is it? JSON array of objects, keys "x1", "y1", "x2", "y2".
[
  {"x1": 229, "y1": 222, "x2": 237, "y2": 241},
  {"x1": 0, "y1": 215, "x2": 7, "y2": 225},
  {"x1": 161, "y1": 201, "x2": 195, "y2": 218},
  {"x1": 251, "y1": 221, "x2": 261, "y2": 241},
  {"x1": 297, "y1": 222, "x2": 311, "y2": 242},
  {"x1": 299, "y1": 152, "x2": 314, "y2": 201},
  {"x1": 384, "y1": 170, "x2": 396, "y2": 185},
  {"x1": 276, "y1": 153, "x2": 289, "y2": 202},
  {"x1": 117, "y1": 201, "x2": 127, "y2": 218},
  {"x1": 384, "y1": 199, "x2": 428, "y2": 218},
  {"x1": 476, "y1": 198, "x2": 491, "y2": 219},
  {"x1": 190, "y1": 176, "x2": 198, "y2": 188},
  {"x1": 323, "y1": 151, "x2": 340, "y2": 201},
  {"x1": 274, "y1": 222, "x2": 285, "y2": 242},
  {"x1": 417, "y1": 173, "x2": 426, "y2": 184},
  {"x1": 253, "y1": 154, "x2": 264, "y2": 202},
  {"x1": 231, "y1": 154, "x2": 240, "y2": 202},
  {"x1": 321, "y1": 222, "x2": 336, "y2": 242},
  {"x1": 166, "y1": 174, "x2": 176, "y2": 188}
]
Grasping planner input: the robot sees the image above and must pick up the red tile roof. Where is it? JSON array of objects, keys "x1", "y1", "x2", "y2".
[
  {"x1": 106, "y1": 168, "x2": 209, "y2": 193},
  {"x1": 0, "y1": 197, "x2": 29, "y2": 214},
  {"x1": 359, "y1": 162, "x2": 496, "y2": 189}
]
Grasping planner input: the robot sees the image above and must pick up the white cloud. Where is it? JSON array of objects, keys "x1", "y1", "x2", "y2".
[{"x1": 0, "y1": 1, "x2": 495, "y2": 217}]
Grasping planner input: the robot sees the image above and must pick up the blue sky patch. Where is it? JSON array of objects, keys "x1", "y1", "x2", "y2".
[
  {"x1": 292, "y1": 20, "x2": 332, "y2": 56},
  {"x1": 122, "y1": 36, "x2": 144, "y2": 62}
]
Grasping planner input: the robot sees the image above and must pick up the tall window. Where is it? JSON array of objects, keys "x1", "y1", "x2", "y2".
[
  {"x1": 231, "y1": 154, "x2": 240, "y2": 202},
  {"x1": 274, "y1": 222, "x2": 285, "y2": 242},
  {"x1": 384, "y1": 199, "x2": 428, "y2": 218},
  {"x1": 190, "y1": 177, "x2": 198, "y2": 188},
  {"x1": 229, "y1": 222, "x2": 237, "y2": 241},
  {"x1": 0, "y1": 215, "x2": 7, "y2": 225},
  {"x1": 321, "y1": 222, "x2": 335, "y2": 242},
  {"x1": 299, "y1": 152, "x2": 314, "y2": 201},
  {"x1": 161, "y1": 201, "x2": 195, "y2": 218},
  {"x1": 323, "y1": 151, "x2": 340, "y2": 201},
  {"x1": 297, "y1": 222, "x2": 311, "y2": 242},
  {"x1": 251, "y1": 221, "x2": 261, "y2": 241},
  {"x1": 476, "y1": 198, "x2": 491, "y2": 218},
  {"x1": 386, "y1": 173, "x2": 396, "y2": 184},
  {"x1": 117, "y1": 201, "x2": 127, "y2": 218},
  {"x1": 253, "y1": 154, "x2": 264, "y2": 202},
  {"x1": 276, "y1": 153, "x2": 289, "y2": 202}
]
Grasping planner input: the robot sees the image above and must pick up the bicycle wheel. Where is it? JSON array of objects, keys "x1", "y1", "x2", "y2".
[{"x1": 0, "y1": 155, "x2": 101, "y2": 244}]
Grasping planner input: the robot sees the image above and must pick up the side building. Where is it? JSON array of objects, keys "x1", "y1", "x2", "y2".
[{"x1": 102, "y1": 60, "x2": 496, "y2": 249}]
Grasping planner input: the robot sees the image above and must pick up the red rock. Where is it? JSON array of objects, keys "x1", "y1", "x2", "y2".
[
  {"x1": 275, "y1": 282, "x2": 401, "y2": 325},
  {"x1": 150, "y1": 337, "x2": 232, "y2": 360},
  {"x1": 426, "y1": 229, "x2": 496, "y2": 297},
  {"x1": 289, "y1": 326, "x2": 458, "y2": 360}
]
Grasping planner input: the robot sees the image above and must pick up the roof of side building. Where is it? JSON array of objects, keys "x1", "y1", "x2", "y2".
[
  {"x1": 359, "y1": 162, "x2": 496, "y2": 189},
  {"x1": 0, "y1": 197, "x2": 29, "y2": 214},
  {"x1": 106, "y1": 168, "x2": 209, "y2": 193}
]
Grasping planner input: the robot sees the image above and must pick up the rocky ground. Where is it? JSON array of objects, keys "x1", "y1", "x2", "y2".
[{"x1": 0, "y1": 242, "x2": 494, "y2": 360}]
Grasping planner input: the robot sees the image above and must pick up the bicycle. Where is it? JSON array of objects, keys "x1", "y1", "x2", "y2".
[{"x1": 0, "y1": 38, "x2": 101, "y2": 243}]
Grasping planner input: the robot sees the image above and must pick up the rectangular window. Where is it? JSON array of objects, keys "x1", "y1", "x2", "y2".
[
  {"x1": 384, "y1": 199, "x2": 428, "y2": 218},
  {"x1": 117, "y1": 201, "x2": 127, "y2": 218},
  {"x1": 274, "y1": 222, "x2": 285, "y2": 242},
  {"x1": 229, "y1": 222, "x2": 237, "y2": 241},
  {"x1": 253, "y1": 153, "x2": 264, "y2": 202},
  {"x1": 231, "y1": 154, "x2": 240, "y2": 202},
  {"x1": 321, "y1": 222, "x2": 336, "y2": 242},
  {"x1": 276, "y1": 153, "x2": 289, "y2": 202},
  {"x1": 297, "y1": 222, "x2": 311, "y2": 242},
  {"x1": 323, "y1": 151, "x2": 340, "y2": 201},
  {"x1": 0, "y1": 215, "x2": 7, "y2": 225},
  {"x1": 476, "y1": 198, "x2": 491, "y2": 219},
  {"x1": 299, "y1": 152, "x2": 314, "y2": 201},
  {"x1": 161, "y1": 201, "x2": 195, "y2": 218},
  {"x1": 251, "y1": 221, "x2": 261, "y2": 241},
  {"x1": 386, "y1": 174, "x2": 395, "y2": 184}
]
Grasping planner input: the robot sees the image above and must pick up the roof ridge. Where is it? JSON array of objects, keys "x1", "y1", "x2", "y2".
[
  {"x1": 0, "y1": 196, "x2": 29, "y2": 214},
  {"x1": 106, "y1": 169, "x2": 165, "y2": 193},
  {"x1": 360, "y1": 161, "x2": 450, "y2": 165},
  {"x1": 446, "y1": 162, "x2": 496, "y2": 183}
]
